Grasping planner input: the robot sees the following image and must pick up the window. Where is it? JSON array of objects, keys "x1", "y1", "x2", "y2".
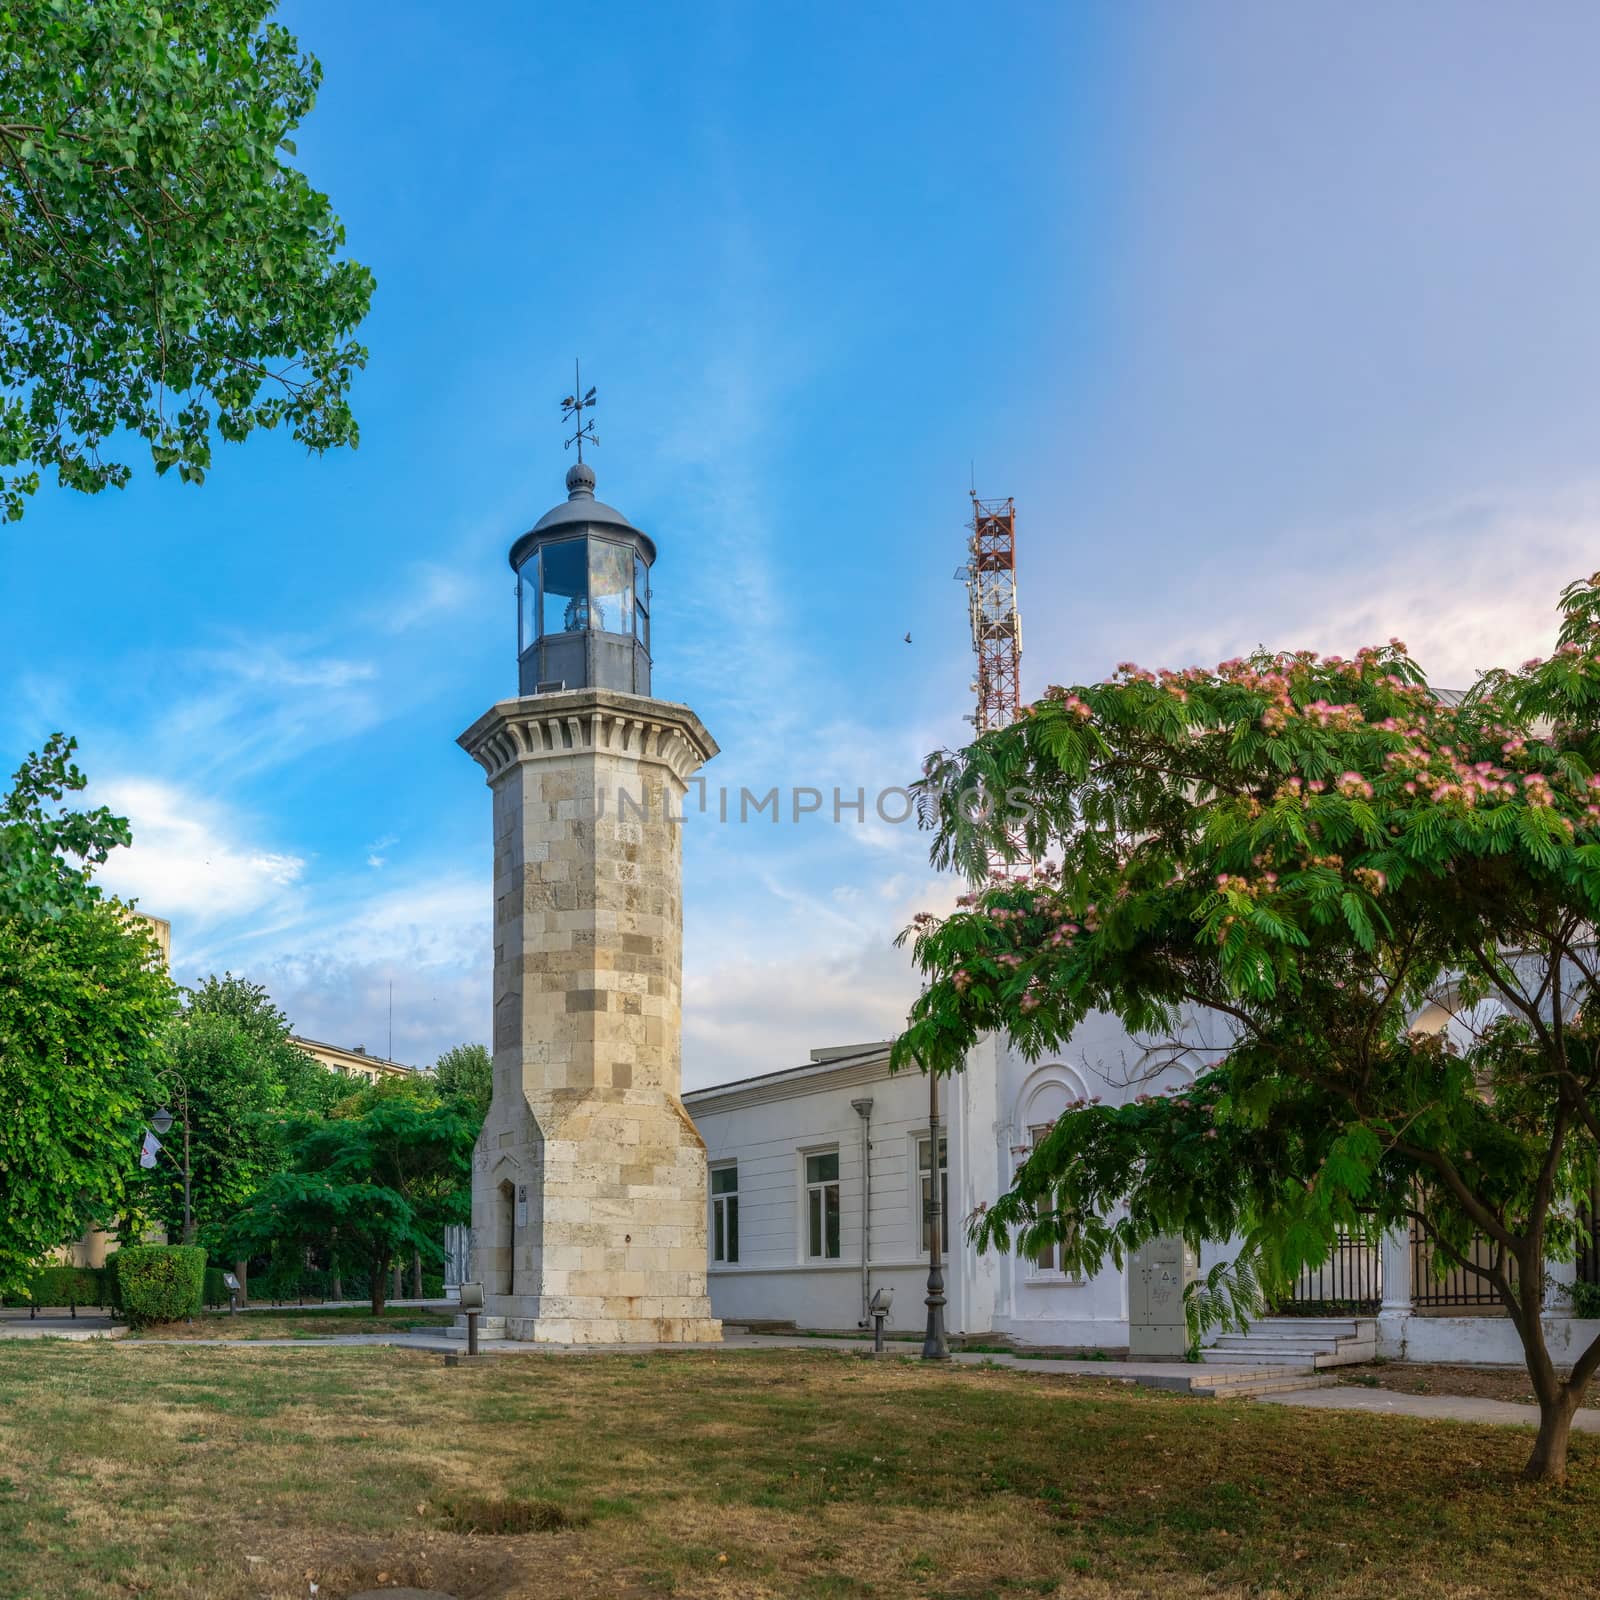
[
  {"x1": 1025, "y1": 1125, "x2": 1071, "y2": 1278},
  {"x1": 540, "y1": 539, "x2": 588, "y2": 635},
  {"x1": 918, "y1": 1134, "x2": 949, "y2": 1254},
  {"x1": 588, "y1": 538, "x2": 633, "y2": 636},
  {"x1": 517, "y1": 557, "x2": 539, "y2": 656},
  {"x1": 805, "y1": 1150, "x2": 841, "y2": 1260},
  {"x1": 711, "y1": 1163, "x2": 739, "y2": 1264},
  {"x1": 634, "y1": 554, "x2": 650, "y2": 649}
]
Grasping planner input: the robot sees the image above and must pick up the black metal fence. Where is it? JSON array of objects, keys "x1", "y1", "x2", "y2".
[
  {"x1": 1409, "y1": 1219, "x2": 1510, "y2": 1310},
  {"x1": 1275, "y1": 1231, "x2": 1381, "y2": 1315}
]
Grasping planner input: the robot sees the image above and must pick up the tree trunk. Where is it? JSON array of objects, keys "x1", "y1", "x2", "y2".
[
  {"x1": 234, "y1": 1259, "x2": 249, "y2": 1309},
  {"x1": 370, "y1": 1255, "x2": 387, "y2": 1317},
  {"x1": 411, "y1": 1247, "x2": 422, "y2": 1300},
  {"x1": 330, "y1": 1269, "x2": 342, "y2": 1302},
  {"x1": 392, "y1": 1261, "x2": 403, "y2": 1302},
  {"x1": 1526, "y1": 1390, "x2": 1577, "y2": 1482},
  {"x1": 1514, "y1": 1259, "x2": 1573, "y2": 1482}
]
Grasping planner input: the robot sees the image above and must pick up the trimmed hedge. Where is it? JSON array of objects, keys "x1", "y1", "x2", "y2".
[
  {"x1": 108, "y1": 1246, "x2": 207, "y2": 1327},
  {"x1": 33, "y1": 1265, "x2": 108, "y2": 1309},
  {"x1": 1, "y1": 1265, "x2": 110, "y2": 1310}
]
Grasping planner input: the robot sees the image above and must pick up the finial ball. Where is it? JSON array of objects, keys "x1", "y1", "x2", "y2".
[{"x1": 565, "y1": 461, "x2": 596, "y2": 499}]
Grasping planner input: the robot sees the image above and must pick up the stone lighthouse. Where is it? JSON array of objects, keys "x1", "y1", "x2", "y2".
[{"x1": 457, "y1": 429, "x2": 721, "y2": 1344}]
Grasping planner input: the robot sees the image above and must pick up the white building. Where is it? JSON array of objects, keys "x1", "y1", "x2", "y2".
[
  {"x1": 684, "y1": 1017, "x2": 1188, "y2": 1347},
  {"x1": 686, "y1": 999, "x2": 1600, "y2": 1365}
]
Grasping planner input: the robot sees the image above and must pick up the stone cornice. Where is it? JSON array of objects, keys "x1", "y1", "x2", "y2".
[{"x1": 458, "y1": 689, "x2": 719, "y2": 785}]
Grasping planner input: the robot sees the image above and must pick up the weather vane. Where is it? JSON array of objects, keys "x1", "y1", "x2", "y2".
[{"x1": 561, "y1": 359, "x2": 598, "y2": 463}]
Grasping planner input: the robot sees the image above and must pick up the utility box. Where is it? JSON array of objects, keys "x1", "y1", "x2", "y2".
[{"x1": 1128, "y1": 1236, "x2": 1199, "y2": 1359}]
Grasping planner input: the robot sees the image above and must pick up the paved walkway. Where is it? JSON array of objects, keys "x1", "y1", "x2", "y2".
[
  {"x1": 1256, "y1": 1383, "x2": 1597, "y2": 1430},
  {"x1": 0, "y1": 1312, "x2": 123, "y2": 1340}
]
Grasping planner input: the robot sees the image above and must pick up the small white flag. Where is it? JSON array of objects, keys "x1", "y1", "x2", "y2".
[{"x1": 139, "y1": 1129, "x2": 162, "y2": 1169}]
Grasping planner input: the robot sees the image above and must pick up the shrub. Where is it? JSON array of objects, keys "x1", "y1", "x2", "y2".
[
  {"x1": 30, "y1": 1265, "x2": 107, "y2": 1309},
  {"x1": 202, "y1": 1267, "x2": 233, "y2": 1308},
  {"x1": 109, "y1": 1246, "x2": 207, "y2": 1327},
  {"x1": 0, "y1": 1264, "x2": 108, "y2": 1310},
  {"x1": 1571, "y1": 1281, "x2": 1600, "y2": 1320}
]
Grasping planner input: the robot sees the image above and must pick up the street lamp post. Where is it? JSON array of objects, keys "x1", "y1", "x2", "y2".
[
  {"x1": 151, "y1": 1079, "x2": 193, "y2": 1246},
  {"x1": 922, "y1": 1065, "x2": 950, "y2": 1361}
]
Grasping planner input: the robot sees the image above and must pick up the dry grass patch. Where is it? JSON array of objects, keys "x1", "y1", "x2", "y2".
[
  {"x1": 0, "y1": 1345, "x2": 1597, "y2": 1599},
  {"x1": 128, "y1": 1306, "x2": 456, "y2": 1341},
  {"x1": 1337, "y1": 1361, "x2": 1543, "y2": 1405}
]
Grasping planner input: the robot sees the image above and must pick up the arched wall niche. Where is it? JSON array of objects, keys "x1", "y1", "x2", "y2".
[{"x1": 1015, "y1": 1062, "x2": 1091, "y2": 1138}]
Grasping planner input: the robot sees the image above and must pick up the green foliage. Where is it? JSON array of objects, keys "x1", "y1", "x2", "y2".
[
  {"x1": 110, "y1": 1244, "x2": 206, "y2": 1326},
  {"x1": 202, "y1": 1265, "x2": 232, "y2": 1307},
  {"x1": 129, "y1": 973, "x2": 350, "y2": 1247},
  {"x1": 0, "y1": 0, "x2": 374, "y2": 520},
  {"x1": 4, "y1": 1263, "x2": 108, "y2": 1309},
  {"x1": 225, "y1": 1099, "x2": 474, "y2": 1314},
  {"x1": 433, "y1": 1042, "x2": 492, "y2": 1118},
  {"x1": 1571, "y1": 1281, "x2": 1600, "y2": 1320},
  {"x1": 133, "y1": 1011, "x2": 287, "y2": 1246},
  {"x1": 0, "y1": 733, "x2": 130, "y2": 921},
  {"x1": 328, "y1": 1067, "x2": 439, "y2": 1120},
  {"x1": 0, "y1": 734, "x2": 174, "y2": 1300},
  {"x1": 187, "y1": 972, "x2": 353, "y2": 1116},
  {"x1": 896, "y1": 571, "x2": 1600, "y2": 1475},
  {"x1": 0, "y1": 894, "x2": 175, "y2": 1301}
]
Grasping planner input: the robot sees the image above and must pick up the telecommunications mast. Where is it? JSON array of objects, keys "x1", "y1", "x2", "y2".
[{"x1": 955, "y1": 491, "x2": 1025, "y2": 877}]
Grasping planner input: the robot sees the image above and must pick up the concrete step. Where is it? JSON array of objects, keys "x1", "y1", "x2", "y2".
[
  {"x1": 444, "y1": 1315, "x2": 508, "y2": 1342},
  {"x1": 1212, "y1": 1333, "x2": 1345, "y2": 1349},
  {"x1": 1192, "y1": 1372, "x2": 1344, "y2": 1399},
  {"x1": 1137, "y1": 1367, "x2": 1305, "y2": 1394},
  {"x1": 1211, "y1": 1334, "x2": 1372, "y2": 1355},
  {"x1": 1251, "y1": 1317, "x2": 1367, "y2": 1335},
  {"x1": 1135, "y1": 1365, "x2": 1344, "y2": 1400},
  {"x1": 1201, "y1": 1342, "x2": 1375, "y2": 1369}
]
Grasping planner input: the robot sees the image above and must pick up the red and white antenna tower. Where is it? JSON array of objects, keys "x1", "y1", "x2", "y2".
[{"x1": 957, "y1": 490, "x2": 1025, "y2": 877}]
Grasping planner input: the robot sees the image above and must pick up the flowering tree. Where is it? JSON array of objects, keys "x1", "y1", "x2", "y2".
[{"x1": 894, "y1": 572, "x2": 1600, "y2": 1483}]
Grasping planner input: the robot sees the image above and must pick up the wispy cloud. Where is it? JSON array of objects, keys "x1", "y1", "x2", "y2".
[{"x1": 92, "y1": 777, "x2": 304, "y2": 925}]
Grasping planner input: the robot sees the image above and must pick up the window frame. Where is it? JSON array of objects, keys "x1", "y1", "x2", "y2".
[
  {"x1": 802, "y1": 1148, "x2": 842, "y2": 1262},
  {"x1": 916, "y1": 1132, "x2": 949, "y2": 1255},
  {"x1": 633, "y1": 552, "x2": 650, "y2": 650},
  {"x1": 710, "y1": 1161, "x2": 739, "y2": 1265},
  {"x1": 537, "y1": 536, "x2": 589, "y2": 638},
  {"x1": 1022, "y1": 1124, "x2": 1079, "y2": 1283}
]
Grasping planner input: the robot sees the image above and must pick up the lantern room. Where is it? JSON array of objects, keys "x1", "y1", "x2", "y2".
[{"x1": 509, "y1": 461, "x2": 655, "y2": 696}]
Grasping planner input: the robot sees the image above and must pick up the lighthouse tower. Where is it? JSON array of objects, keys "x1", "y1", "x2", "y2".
[{"x1": 457, "y1": 421, "x2": 721, "y2": 1343}]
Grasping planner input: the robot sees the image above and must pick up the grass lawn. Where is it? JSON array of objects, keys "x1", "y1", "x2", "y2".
[
  {"x1": 127, "y1": 1306, "x2": 457, "y2": 1341},
  {"x1": 0, "y1": 1346, "x2": 1596, "y2": 1600}
]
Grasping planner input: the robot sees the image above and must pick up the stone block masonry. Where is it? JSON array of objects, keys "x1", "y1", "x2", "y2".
[{"x1": 458, "y1": 687, "x2": 722, "y2": 1343}]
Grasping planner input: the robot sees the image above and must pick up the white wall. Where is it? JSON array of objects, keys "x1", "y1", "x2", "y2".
[
  {"x1": 689, "y1": 1053, "x2": 974, "y2": 1337},
  {"x1": 1383, "y1": 1315, "x2": 1600, "y2": 1367},
  {"x1": 685, "y1": 1008, "x2": 1220, "y2": 1350}
]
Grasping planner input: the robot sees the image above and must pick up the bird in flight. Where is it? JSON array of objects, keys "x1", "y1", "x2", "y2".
[{"x1": 903, "y1": 632, "x2": 913, "y2": 644}]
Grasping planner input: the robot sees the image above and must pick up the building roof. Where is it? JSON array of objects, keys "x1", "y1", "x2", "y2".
[
  {"x1": 683, "y1": 1042, "x2": 895, "y2": 1111},
  {"x1": 507, "y1": 463, "x2": 657, "y2": 570},
  {"x1": 291, "y1": 1034, "x2": 415, "y2": 1078}
]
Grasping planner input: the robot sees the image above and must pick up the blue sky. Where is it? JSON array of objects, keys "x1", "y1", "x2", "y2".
[{"x1": 5, "y1": 2, "x2": 1600, "y2": 1084}]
